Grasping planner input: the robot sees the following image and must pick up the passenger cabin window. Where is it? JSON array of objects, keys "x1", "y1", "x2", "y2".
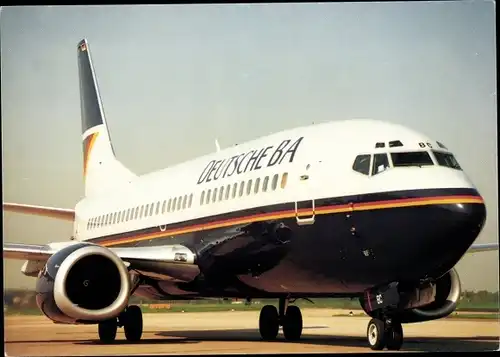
[
  {"x1": 281, "y1": 173, "x2": 288, "y2": 189},
  {"x1": 254, "y1": 177, "x2": 261, "y2": 194},
  {"x1": 262, "y1": 176, "x2": 269, "y2": 192},
  {"x1": 372, "y1": 154, "x2": 390, "y2": 175},
  {"x1": 162, "y1": 200, "x2": 167, "y2": 213},
  {"x1": 391, "y1": 152, "x2": 434, "y2": 167},
  {"x1": 213, "y1": 188, "x2": 218, "y2": 203},
  {"x1": 219, "y1": 186, "x2": 224, "y2": 201},
  {"x1": 206, "y1": 190, "x2": 211, "y2": 204},
  {"x1": 232, "y1": 183, "x2": 238, "y2": 198},
  {"x1": 172, "y1": 197, "x2": 177, "y2": 211},
  {"x1": 177, "y1": 196, "x2": 182, "y2": 210},
  {"x1": 189, "y1": 194, "x2": 193, "y2": 208},
  {"x1": 433, "y1": 151, "x2": 462, "y2": 170},
  {"x1": 225, "y1": 185, "x2": 231, "y2": 200},
  {"x1": 139, "y1": 205, "x2": 144, "y2": 218},
  {"x1": 239, "y1": 181, "x2": 245, "y2": 197},
  {"x1": 352, "y1": 155, "x2": 371, "y2": 175},
  {"x1": 149, "y1": 204, "x2": 154, "y2": 216},
  {"x1": 247, "y1": 179, "x2": 253, "y2": 195},
  {"x1": 271, "y1": 174, "x2": 279, "y2": 190},
  {"x1": 200, "y1": 191, "x2": 205, "y2": 206}
]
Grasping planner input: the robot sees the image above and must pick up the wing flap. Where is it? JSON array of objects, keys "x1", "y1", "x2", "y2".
[{"x1": 3, "y1": 203, "x2": 75, "y2": 221}]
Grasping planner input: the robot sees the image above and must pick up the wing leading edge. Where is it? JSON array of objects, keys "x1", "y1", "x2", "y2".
[
  {"x1": 3, "y1": 242, "x2": 199, "y2": 281},
  {"x1": 465, "y1": 242, "x2": 499, "y2": 253},
  {"x1": 3, "y1": 203, "x2": 75, "y2": 221}
]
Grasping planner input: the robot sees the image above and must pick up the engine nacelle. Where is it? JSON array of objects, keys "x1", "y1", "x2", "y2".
[
  {"x1": 35, "y1": 243, "x2": 131, "y2": 324},
  {"x1": 398, "y1": 268, "x2": 462, "y2": 323}
]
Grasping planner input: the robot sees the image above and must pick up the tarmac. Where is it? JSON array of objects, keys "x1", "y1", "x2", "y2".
[{"x1": 4, "y1": 309, "x2": 500, "y2": 355}]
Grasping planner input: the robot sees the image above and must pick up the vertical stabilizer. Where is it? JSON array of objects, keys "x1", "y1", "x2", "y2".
[{"x1": 78, "y1": 39, "x2": 136, "y2": 196}]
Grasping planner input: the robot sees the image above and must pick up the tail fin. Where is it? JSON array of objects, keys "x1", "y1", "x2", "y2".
[{"x1": 77, "y1": 39, "x2": 136, "y2": 196}]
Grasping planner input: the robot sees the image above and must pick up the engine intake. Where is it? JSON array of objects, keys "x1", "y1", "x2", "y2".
[
  {"x1": 398, "y1": 268, "x2": 461, "y2": 323},
  {"x1": 36, "y1": 243, "x2": 130, "y2": 324}
]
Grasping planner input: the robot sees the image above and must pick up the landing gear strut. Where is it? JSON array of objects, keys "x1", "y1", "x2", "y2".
[
  {"x1": 366, "y1": 318, "x2": 403, "y2": 351},
  {"x1": 97, "y1": 305, "x2": 143, "y2": 343},
  {"x1": 259, "y1": 297, "x2": 303, "y2": 341}
]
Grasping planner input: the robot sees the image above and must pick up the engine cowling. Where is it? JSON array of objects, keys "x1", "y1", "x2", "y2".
[
  {"x1": 35, "y1": 243, "x2": 130, "y2": 324},
  {"x1": 359, "y1": 268, "x2": 462, "y2": 323},
  {"x1": 398, "y1": 268, "x2": 461, "y2": 323}
]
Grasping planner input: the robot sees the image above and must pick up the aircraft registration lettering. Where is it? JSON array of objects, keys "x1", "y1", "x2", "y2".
[{"x1": 197, "y1": 137, "x2": 304, "y2": 185}]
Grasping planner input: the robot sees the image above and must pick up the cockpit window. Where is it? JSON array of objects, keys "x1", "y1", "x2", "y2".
[
  {"x1": 391, "y1": 151, "x2": 434, "y2": 167},
  {"x1": 372, "y1": 153, "x2": 390, "y2": 175},
  {"x1": 433, "y1": 151, "x2": 462, "y2": 170},
  {"x1": 388, "y1": 140, "x2": 403, "y2": 148},
  {"x1": 352, "y1": 154, "x2": 371, "y2": 175},
  {"x1": 436, "y1": 141, "x2": 448, "y2": 150}
]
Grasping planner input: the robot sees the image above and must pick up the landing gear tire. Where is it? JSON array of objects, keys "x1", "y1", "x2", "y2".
[
  {"x1": 98, "y1": 318, "x2": 118, "y2": 343},
  {"x1": 259, "y1": 305, "x2": 279, "y2": 341},
  {"x1": 367, "y1": 318, "x2": 404, "y2": 351},
  {"x1": 282, "y1": 305, "x2": 303, "y2": 341},
  {"x1": 123, "y1": 305, "x2": 143, "y2": 342},
  {"x1": 386, "y1": 321, "x2": 403, "y2": 351},
  {"x1": 367, "y1": 318, "x2": 387, "y2": 350}
]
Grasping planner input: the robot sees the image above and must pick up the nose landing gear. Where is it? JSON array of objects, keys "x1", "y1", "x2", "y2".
[
  {"x1": 367, "y1": 318, "x2": 403, "y2": 351},
  {"x1": 258, "y1": 297, "x2": 303, "y2": 341},
  {"x1": 97, "y1": 305, "x2": 144, "y2": 343}
]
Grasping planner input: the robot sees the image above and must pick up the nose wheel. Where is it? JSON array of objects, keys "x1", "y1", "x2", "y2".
[
  {"x1": 97, "y1": 305, "x2": 143, "y2": 343},
  {"x1": 258, "y1": 298, "x2": 303, "y2": 341},
  {"x1": 367, "y1": 318, "x2": 403, "y2": 351}
]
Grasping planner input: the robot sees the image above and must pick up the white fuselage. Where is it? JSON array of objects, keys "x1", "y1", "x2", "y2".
[{"x1": 73, "y1": 119, "x2": 476, "y2": 245}]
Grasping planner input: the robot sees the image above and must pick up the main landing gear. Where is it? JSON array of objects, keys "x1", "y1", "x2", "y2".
[
  {"x1": 259, "y1": 297, "x2": 303, "y2": 341},
  {"x1": 366, "y1": 317, "x2": 403, "y2": 351},
  {"x1": 98, "y1": 305, "x2": 143, "y2": 343}
]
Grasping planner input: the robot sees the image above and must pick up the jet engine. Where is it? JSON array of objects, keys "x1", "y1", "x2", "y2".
[
  {"x1": 360, "y1": 268, "x2": 462, "y2": 323},
  {"x1": 35, "y1": 243, "x2": 131, "y2": 324},
  {"x1": 397, "y1": 268, "x2": 462, "y2": 323}
]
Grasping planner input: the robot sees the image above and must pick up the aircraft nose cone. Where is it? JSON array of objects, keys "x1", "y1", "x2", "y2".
[
  {"x1": 428, "y1": 199, "x2": 486, "y2": 277},
  {"x1": 453, "y1": 200, "x2": 487, "y2": 236}
]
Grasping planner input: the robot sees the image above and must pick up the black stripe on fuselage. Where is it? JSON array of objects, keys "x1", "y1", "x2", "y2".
[{"x1": 84, "y1": 187, "x2": 481, "y2": 248}]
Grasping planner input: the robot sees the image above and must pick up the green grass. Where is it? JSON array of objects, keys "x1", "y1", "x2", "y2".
[
  {"x1": 5, "y1": 298, "x2": 498, "y2": 317},
  {"x1": 447, "y1": 313, "x2": 499, "y2": 320}
]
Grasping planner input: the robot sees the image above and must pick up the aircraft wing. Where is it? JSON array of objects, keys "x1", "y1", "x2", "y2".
[
  {"x1": 466, "y1": 242, "x2": 499, "y2": 253},
  {"x1": 3, "y1": 242, "x2": 199, "y2": 281},
  {"x1": 3, "y1": 203, "x2": 75, "y2": 221}
]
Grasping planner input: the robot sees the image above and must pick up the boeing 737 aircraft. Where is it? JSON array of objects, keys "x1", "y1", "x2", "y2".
[{"x1": 3, "y1": 39, "x2": 498, "y2": 351}]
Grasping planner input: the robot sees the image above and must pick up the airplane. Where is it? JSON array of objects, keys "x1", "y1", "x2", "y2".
[{"x1": 3, "y1": 38, "x2": 498, "y2": 351}]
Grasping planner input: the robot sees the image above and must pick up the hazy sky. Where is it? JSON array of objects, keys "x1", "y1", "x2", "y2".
[{"x1": 2, "y1": 3, "x2": 498, "y2": 291}]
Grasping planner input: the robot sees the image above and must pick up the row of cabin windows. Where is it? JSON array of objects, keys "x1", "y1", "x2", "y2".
[
  {"x1": 87, "y1": 193, "x2": 194, "y2": 230},
  {"x1": 200, "y1": 172, "x2": 288, "y2": 205}
]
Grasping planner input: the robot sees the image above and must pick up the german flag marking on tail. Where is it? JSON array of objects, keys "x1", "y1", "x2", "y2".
[{"x1": 83, "y1": 132, "x2": 99, "y2": 178}]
